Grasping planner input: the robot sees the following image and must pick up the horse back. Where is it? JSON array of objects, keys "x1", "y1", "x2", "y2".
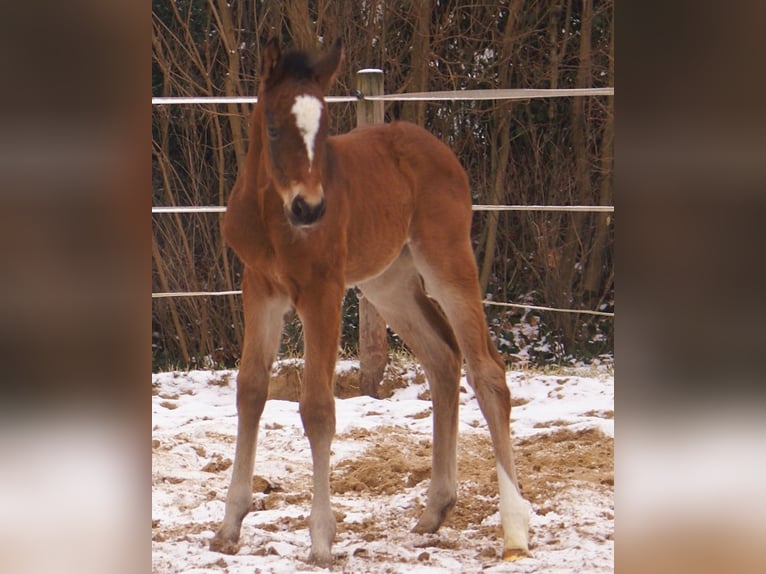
[{"x1": 332, "y1": 121, "x2": 470, "y2": 194}]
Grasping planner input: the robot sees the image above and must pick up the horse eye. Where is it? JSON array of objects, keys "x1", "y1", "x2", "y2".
[{"x1": 267, "y1": 125, "x2": 280, "y2": 140}]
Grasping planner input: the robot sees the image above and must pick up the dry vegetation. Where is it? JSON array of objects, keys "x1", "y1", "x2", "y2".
[{"x1": 151, "y1": 0, "x2": 614, "y2": 369}]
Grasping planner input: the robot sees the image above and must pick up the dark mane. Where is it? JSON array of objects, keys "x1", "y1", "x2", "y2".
[{"x1": 274, "y1": 49, "x2": 316, "y2": 83}]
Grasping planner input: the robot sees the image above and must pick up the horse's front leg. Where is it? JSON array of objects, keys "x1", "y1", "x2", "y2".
[
  {"x1": 210, "y1": 276, "x2": 289, "y2": 554},
  {"x1": 295, "y1": 281, "x2": 344, "y2": 567}
]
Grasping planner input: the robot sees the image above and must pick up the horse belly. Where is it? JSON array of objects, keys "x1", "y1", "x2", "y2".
[{"x1": 344, "y1": 245, "x2": 404, "y2": 286}]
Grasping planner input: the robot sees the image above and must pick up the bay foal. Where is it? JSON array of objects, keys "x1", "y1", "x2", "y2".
[{"x1": 210, "y1": 38, "x2": 530, "y2": 566}]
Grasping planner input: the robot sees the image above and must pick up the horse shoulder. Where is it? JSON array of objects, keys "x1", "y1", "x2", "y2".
[{"x1": 223, "y1": 170, "x2": 275, "y2": 268}]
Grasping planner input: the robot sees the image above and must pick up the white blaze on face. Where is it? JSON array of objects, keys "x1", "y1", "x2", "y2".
[{"x1": 291, "y1": 94, "x2": 323, "y2": 168}]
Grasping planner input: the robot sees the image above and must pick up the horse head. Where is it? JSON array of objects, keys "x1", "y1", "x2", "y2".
[{"x1": 257, "y1": 37, "x2": 343, "y2": 227}]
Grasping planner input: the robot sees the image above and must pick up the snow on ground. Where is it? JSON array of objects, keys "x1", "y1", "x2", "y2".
[{"x1": 152, "y1": 361, "x2": 613, "y2": 573}]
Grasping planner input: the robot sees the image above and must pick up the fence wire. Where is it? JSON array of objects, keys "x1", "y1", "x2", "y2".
[
  {"x1": 151, "y1": 289, "x2": 613, "y2": 318},
  {"x1": 151, "y1": 87, "x2": 613, "y2": 106},
  {"x1": 151, "y1": 205, "x2": 614, "y2": 214},
  {"x1": 152, "y1": 85, "x2": 614, "y2": 319}
]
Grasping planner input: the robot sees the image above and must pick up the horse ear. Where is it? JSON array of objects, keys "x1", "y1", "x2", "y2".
[
  {"x1": 313, "y1": 38, "x2": 343, "y2": 91},
  {"x1": 261, "y1": 37, "x2": 281, "y2": 84}
]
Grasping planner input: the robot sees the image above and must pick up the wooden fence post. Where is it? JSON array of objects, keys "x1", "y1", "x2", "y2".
[{"x1": 355, "y1": 69, "x2": 387, "y2": 398}]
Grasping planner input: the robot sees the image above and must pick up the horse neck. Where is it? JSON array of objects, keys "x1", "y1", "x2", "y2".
[
  {"x1": 243, "y1": 104, "x2": 271, "y2": 211},
  {"x1": 246, "y1": 105, "x2": 265, "y2": 173},
  {"x1": 222, "y1": 104, "x2": 274, "y2": 263}
]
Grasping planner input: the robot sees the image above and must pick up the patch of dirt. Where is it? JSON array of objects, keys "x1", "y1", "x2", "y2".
[
  {"x1": 512, "y1": 396, "x2": 530, "y2": 407},
  {"x1": 252, "y1": 475, "x2": 281, "y2": 494},
  {"x1": 333, "y1": 427, "x2": 432, "y2": 495},
  {"x1": 533, "y1": 419, "x2": 573, "y2": 428},
  {"x1": 407, "y1": 409, "x2": 432, "y2": 420},
  {"x1": 204, "y1": 431, "x2": 235, "y2": 443},
  {"x1": 201, "y1": 455, "x2": 233, "y2": 473},
  {"x1": 207, "y1": 373, "x2": 233, "y2": 387},
  {"x1": 329, "y1": 425, "x2": 613, "y2": 534},
  {"x1": 256, "y1": 514, "x2": 307, "y2": 532},
  {"x1": 152, "y1": 520, "x2": 220, "y2": 543},
  {"x1": 516, "y1": 427, "x2": 614, "y2": 504},
  {"x1": 584, "y1": 409, "x2": 614, "y2": 419},
  {"x1": 268, "y1": 363, "x2": 302, "y2": 402}
]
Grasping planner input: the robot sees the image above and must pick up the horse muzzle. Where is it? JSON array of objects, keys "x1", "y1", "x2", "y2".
[{"x1": 287, "y1": 194, "x2": 326, "y2": 227}]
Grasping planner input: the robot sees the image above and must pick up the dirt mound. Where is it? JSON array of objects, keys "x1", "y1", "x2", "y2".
[
  {"x1": 329, "y1": 424, "x2": 613, "y2": 534},
  {"x1": 333, "y1": 427, "x2": 432, "y2": 496},
  {"x1": 268, "y1": 362, "x2": 419, "y2": 401},
  {"x1": 516, "y1": 426, "x2": 614, "y2": 503}
]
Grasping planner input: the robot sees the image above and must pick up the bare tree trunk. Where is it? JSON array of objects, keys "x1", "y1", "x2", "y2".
[
  {"x1": 285, "y1": 0, "x2": 315, "y2": 48},
  {"x1": 212, "y1": 0, "x2": 247, "y2": 171},
  {"x1": 401, "y1": 0, "x2": 430, "y2": 126},
  {"x1": 547, "y1": 0, "x2": 564, "y2": 91},
  {"x1": 479, "y1": 111, "x2": 510, "y2": 294},
  {"x1": 152, "y1": 235, "x2": 190, "y2": 365},
  {"x1": 478, "y1": 0, "x2": 522, "y2": 295},
  {"x1": 377, "y1": 1, "x2": 386, "y2": 70},
  {"x1": 209, "y1": 113, "x2": 243, "y2": 345},
  {"x1": 582, "y1": 7, "x2": 613, "y2": 298},
  {"x1": 547, "y1": 0, "x2": 592, "y2": 346},
  {"x1": 546, "y1": 0, "x2": 565, "y2": 128},
  {"x1": 561, "y1": 0, "x2": 593, "y2": 296},
  {"x1": 572, "y1": 0, "x2": 593, "y2": 207}
]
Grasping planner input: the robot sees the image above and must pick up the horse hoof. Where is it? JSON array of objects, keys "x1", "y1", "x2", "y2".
[
  {"x1": 209, "y1": 534, "x2": 241, "y2": 555},
  {"x1": 412, "y1": 520, "x2": 438, "y2": 534},
  {"x1": 502, "y1": 547, "x2": 531, "y2": 561},
  {"x1": 307, "y1": 550, "x2": 333, "y2": 569},
  {"x1": 412, "y1": 498, "x2": 455, "y2": 534}
]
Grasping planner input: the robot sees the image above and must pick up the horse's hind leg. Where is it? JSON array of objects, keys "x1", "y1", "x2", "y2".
[
  {"x1": 409, "y1": 237, "x2": 530, "y2": 560},
  {"x1": 211, "y1": 272, "x2": 289, "y2": 554},
  {"x1": 358, "y1": 247, "x2": 463, "y2": 533}
]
